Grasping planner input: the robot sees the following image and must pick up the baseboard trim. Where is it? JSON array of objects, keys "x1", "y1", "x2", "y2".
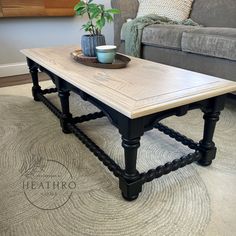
[{"x1": 0, "y1": 62, "x2": 28, "y2": 77}]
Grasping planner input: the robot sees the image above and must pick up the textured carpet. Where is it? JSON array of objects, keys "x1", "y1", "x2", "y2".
[{"x1": 0, "y1": 81, "x2": 235, "y2": 236}]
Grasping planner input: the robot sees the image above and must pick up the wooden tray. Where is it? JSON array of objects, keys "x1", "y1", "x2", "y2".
[{"x1": 71, "y1": 50, "x2": 131, "y2": 69}]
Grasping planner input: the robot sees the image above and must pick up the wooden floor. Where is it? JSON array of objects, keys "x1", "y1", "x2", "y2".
[{"x1": 0, "y1": 73, "x2": 49, "y2": 88}]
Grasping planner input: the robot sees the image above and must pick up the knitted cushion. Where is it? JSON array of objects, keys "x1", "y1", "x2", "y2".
[{"x1": 137, "y1": 0, "x2": 194, "y2": 21}]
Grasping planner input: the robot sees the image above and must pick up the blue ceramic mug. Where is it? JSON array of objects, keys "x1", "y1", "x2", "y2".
[{"x1": 96, "y1": 45, "x2": 117, "y2": 64}]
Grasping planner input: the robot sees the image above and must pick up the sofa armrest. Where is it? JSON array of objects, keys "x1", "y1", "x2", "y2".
[{"x1": 111, "y1": 0, "x2": 139, "y2": 49}]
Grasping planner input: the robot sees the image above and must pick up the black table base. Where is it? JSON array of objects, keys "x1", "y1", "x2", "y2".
[{"x1": 27, "y1": 58, "x2": 226, "y2": 201}]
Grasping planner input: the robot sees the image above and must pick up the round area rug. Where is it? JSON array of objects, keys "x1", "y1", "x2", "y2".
[{"x1": 0, "y1": 91, "x2": 235, "y2": 236}]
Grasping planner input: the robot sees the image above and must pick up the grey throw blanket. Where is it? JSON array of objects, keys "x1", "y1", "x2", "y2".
[{"x1": 122, "y1": 14, "x2": 200, "y2": 57}]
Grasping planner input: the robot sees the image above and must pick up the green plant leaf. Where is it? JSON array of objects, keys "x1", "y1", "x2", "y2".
[
  {"x1": 82, "y1": 22, "x2": 94, "y2": 33},
  {"x1": 99, "y1": 4, "x2": 105, "y2": 11},
  {"x1": 91, "y1": 8, "x2": 101, "y2": 19},
  {"x1": 75, "y1": 8, "x2": 86, "y2": 16},
  {"x1": 96, "y1": 17, "x2": 105, "y2": 31},
  {"x1": 74, "y1": 2, "x2": 85, "y2": 11},
  {"x1": 106, "y1": 8, "x2": 120, "y2": 14},
  {"x1": 105, "y1": 13, "x2": 113, "y2": 22},
  {"x1": 88, "y1": 3, "x2": 97, "y2": 10}
]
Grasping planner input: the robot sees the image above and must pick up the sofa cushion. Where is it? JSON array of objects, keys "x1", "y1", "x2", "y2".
[
  {"x1": 142, "y1": 25, "x2": 199, "y2": 50},
  {"x1": 121, "y1": 24, "x2": 198, "y2": 50},
  {"x1": 182, "y1": 28, "x2": 236, "y2": 61},
  {"x1": 190, "y1": 0, "x2": 236, "y2": 28},
  {"x1": 137, "y1": 0, "x2": 194, "y2": 21}
]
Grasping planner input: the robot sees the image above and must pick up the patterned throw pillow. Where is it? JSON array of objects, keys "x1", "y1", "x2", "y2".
[{"x1": 137, "y1": 0, "x2": 194, "y2": 21}]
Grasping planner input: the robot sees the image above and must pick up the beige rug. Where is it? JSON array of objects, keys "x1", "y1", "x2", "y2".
[{"x1": 0, "y1": 81, "x2": 235, "y2": 236}]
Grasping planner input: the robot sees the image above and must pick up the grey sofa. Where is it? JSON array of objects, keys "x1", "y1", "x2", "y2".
[{"x1": 111, "y1": 0, "x2": 236, "y2": 82}]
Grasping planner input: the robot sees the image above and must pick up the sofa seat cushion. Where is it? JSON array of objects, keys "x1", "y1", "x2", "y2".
[
  {"x1": 182, "y1": 28, "x2": 236, "y2": 61},
  {"x1": 121, "y1": 24, "x2": 198, "y2": 50}
]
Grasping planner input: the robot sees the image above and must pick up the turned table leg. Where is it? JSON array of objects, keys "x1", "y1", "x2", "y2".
[
  {"x1": 58, "y1": 90, "x2": 72, "y2": 134},
  {"x1": 119, "y1": 137, "x2": 143, "y2": 201},
  {"x1": 198, "y1": 96, "x2": 226, "y2": 166},
  {"x1": 27, "y1": 58, "x2": 41, "y2": 101}
]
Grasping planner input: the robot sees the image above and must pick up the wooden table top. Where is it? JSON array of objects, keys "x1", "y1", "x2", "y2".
[{"x1": 21, "y1": 45, "x2": 236, "y2": 119}]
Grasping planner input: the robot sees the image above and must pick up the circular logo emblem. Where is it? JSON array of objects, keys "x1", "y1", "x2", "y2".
[{"x1": 21, "y1": 158, "x2": 76, "y2": 210}]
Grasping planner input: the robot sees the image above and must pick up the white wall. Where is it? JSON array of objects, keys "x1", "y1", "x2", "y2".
[{"x1": 0, "y1": 0, "x2": 114, "y2": 76}]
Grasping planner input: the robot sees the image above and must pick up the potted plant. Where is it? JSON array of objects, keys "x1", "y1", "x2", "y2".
[{"x1": 74, "y1": 0, "x2": 120, "y2": 57}]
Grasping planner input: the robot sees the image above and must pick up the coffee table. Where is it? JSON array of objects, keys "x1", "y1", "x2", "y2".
[{"x1": 21, "y1": 46, "x2": 236, "y2": 201}]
